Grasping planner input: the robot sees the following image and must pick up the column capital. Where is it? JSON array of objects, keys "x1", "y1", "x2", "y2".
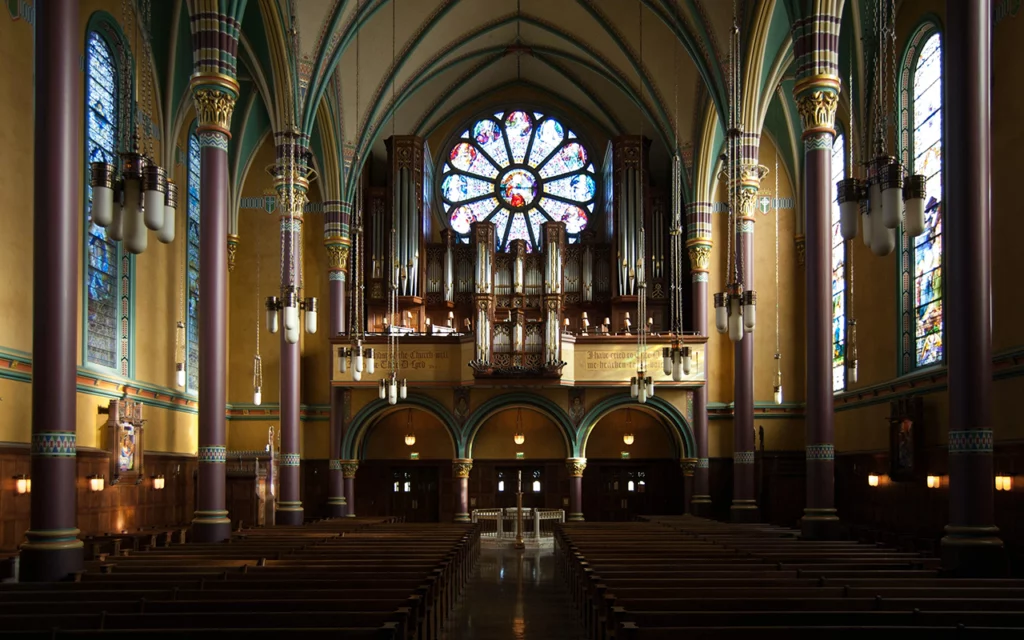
[
  {"x1": 452, "y1": 458, "x2": 474, "y2": 478},
  {"x1": 566, "y1": 457, "x2": 587, "y2": 477},
  {"x1": 340, "y1": 459, "x2": 360, "y2": 478},
  {"x1": 680, "y1": 458, "x2": 698, "y2": 477},
  {"x1": 326, "y1": 241, "x2": 350, "y2": 275},
  {"x1": 227, "y1": 234, "x2": 239, "y2": 272},
  {"x1": 687, "y1": 244, "x2": 712, "y2": 274},
  {"x1": 794, "y1": 78, "x2": 840, "y2": 139},
  {"x1": 191, "y1": 79, "x2": 239, "y2": 139}
]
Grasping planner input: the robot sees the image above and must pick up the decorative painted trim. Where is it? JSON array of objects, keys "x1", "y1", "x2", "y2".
[
  {"x1": 697, "y1": 457, "x2": 709, "y2": 469},
  {"x1": 198, "y1": 131, "x2": 229, "y2": 150},
  {"x1": 692, "y1": 272, "x2": 709, "y2": 283},
  {"x1": 329, "y1": 459, "x2": 343, "y2": 471},
  {"x1": 737, "y1": 220, "x2": 754, "y2": 233},
  {"x1": 806, "y1": 443, "x2": 835, "y2": 460},
  {"x1": 31, "y1": 432, "x2": 77, "y2": 457},
  {"x1": 198, "y1": 446, "x2": 226, "y2": 464},
  {"x1": 328, "y1": 271, "x2": 346, "y2": 281},
  {"x1": 803, "y1": 132, "x2": 833, "y2": 150},
  {"x1": 733, "y1": 451, "x2": 755, "y2": 465},
  {"x1": 224, "y1": 450, "x2": 272, "y2": 459},
  {"x1": 707, "y1": 402, "x2": 805, "y2": 419},
  {"x1": 948, "y1": 430, "x2": 994, "y2": 454},
  {"x1": 280, "y1": 453, "x2": 301, "y2": 467}
]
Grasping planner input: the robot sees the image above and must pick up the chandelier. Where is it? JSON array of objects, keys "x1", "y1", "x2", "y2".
[
  {"x1": 404, "y1": 410, "x2": 415, "y2": 446},
  {"x1": 623, "y1": 409, "x2": 635, "y2": 446},
  {"x1": 772, "y1": 143, "x2": 783, "y2": 405},
  {"x1": 378, "y1": 229, "x2": 407, "y2": 405},
  {"x1": 630, "y1": 4, "x2": 652, "y2": 404},
  {"x1": 253, "y1": 233, "x2": 263, "y2": 405},
  {"x1": 836, "y1": 0, "x2": 927, "y2": 253},
  {"x1": 513, "y1": 408, "x2": 525, "y2": 445},
  {"x1": 89, "y1": 1, "x2": 174, "y2": 254},
  {"x1": 663, "y1": 65, "x2": 691, "y2": 382},
  {"x1": 265, "y1": 128, "x2": 318, "y2": 345},
  {"x1": 714, "y1": 6, "x2": 761, "y2": 343}
]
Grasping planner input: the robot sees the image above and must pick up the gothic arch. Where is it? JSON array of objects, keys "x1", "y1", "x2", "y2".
[
  {"x1": 576, "y1": 393, "x2": 694, "y2": 459},
  {"x1": 343, "y1": 393, "x2": 462, "y2": 460},
  {"x1": 462, "y1": 393, "x2": 575, "y2": 459}
]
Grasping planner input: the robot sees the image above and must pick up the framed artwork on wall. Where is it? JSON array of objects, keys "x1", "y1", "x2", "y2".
[{"x1": 888, "y1": 396, "x2": 924, "y2": 481}]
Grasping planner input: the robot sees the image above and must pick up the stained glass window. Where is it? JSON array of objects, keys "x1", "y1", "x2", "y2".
[
  {"x1": 440, "y1": 110, "x2": 596, "y2": 250},
  {"x1": 900, "y1": 31, "x2": 944, "y2": 370},
  {"x1": 85, "y1": 31, "x2": 121, "y2": 370},
  {"x1": 186, "y1": 132, "x2": 201, "y2": 393},
  {"x1": 831, "y1": 134, "x2": 846, "y2": 392}
]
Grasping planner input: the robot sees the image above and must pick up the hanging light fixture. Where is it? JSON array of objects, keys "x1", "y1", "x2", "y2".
[
  {"x1": 663, "y1": 56, "x2": 689, "y2": 384},
  {"x1": 253, "y1": 233, "x2": 263, "y2": 405},
  {"x1": 629, "y1": 3, "x2": 651, "y2": 405},
  {"x1": 836, "y1": 0, "x2": 927, "y2": 251},
  {"x1": 88, "y1": 1, "x2": 173, "y2": 254},
  {"x1": 772, "y1": 142, "x2": 783, "y2": 405},
  {"x1": 623, "y1": 409, "x2": 635, "y2": 446},
  {"x1": 404, "y1": 409, "x2": 416, "y2": 446},
  {"x1": 513, "y1": 408, "x2": 526, "y2": 445},
  {"x1": 174, "y1": 242, "x2": 186, "y2": 387}
]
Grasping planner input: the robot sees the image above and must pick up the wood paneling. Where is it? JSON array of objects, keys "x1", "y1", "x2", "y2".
[{"x1": 0, "y1": 445, "x2": 196, "y2": 551}]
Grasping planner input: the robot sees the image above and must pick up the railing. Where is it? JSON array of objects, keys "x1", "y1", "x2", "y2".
[{"x1": 471, "y1": 508, "x2": 565, "y2": 539}]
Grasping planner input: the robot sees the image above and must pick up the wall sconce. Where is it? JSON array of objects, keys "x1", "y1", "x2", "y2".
[
  {"x1": 623, "y1": 433, "x2": 634, "y2": 446},
  {"x1": 868, "y1": 474, "x2": 879, "y2": 487},
  {"x1": 88, "y1": 474, "x2": 105, "y2": 492},
  {"x1": 13, "y1": 474, "x2": 30, "y2": 495},
  {"x1": 151, "y1": 475, "x2": 165, "y2": 490},
  {"x1": 996, "y1": 475, "x2": 1013, "y2": 492},
  {"x1": 926, "y1": 475, "x2": 941, "y2": 489}
]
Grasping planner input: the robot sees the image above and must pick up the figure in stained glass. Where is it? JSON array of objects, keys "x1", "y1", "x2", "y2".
[
  {"x1": 831, "y1": 134, "x2": 846, "y2": 391},
  {"x1": 440, "y1": 109, "x2": 597, "y2": 249},
  {"x1": 187, "y1": 132, "x2": 201, "y2": 392}
]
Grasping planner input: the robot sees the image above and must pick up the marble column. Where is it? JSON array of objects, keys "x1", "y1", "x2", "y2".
[
  {"x1": 730, "y1": 163, "x2": 765, "y2": 523},
  {"x1": 680, "y1": 459, "x2": 697, "y2": 514},
  {"x1": 686, "y1": 202, "x2": 713, "y2": 516},
  {"x1": 327, "y1": 389, "x2": 347, "y2": 517},
  {"x1": 794, "y1": 78, "x2": 841, "y2": 539},
  {"x1": 941, "y1": 0, "x2": 1005, "y2": 576},
  {"x1": 20, "y1": 0, "x2": 85, "y2": 581},
  {"x1": 274, "y1": 131, "x2": 309, "y2": 526},
  {"x1": 324, "y1": 200, "x2": 349, "y2": 337},
  {"x1": 342, "y1": 460, "x2": 359, "y2": 517},
  {"x1": 453, "y1": 459, "x2": 473, "y2": 523},
  {"x1": 566, "y1": 458, "x2": 586, "y2": 521},
  {"x1": 189, "y1": 82, "x2": 239, "y2": 544}
]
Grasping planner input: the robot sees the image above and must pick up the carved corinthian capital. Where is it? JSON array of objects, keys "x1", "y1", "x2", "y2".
[
  {"x1": 452, "y1": 459, "x2": 474, "y2": 479},
  {"x1": 227, "y1": 234, "x2": 239, "y2": 272},
  {"x1": 566, "y1": 458, "x2": 587, "y2": 477},
  {"x1": 192, "y1": 87, "x2": 237, "y2": 137},
  {"x1": 796, "y1": 89, "x2": 839, "y2": 137},
  {"x1": 688, "y1": 244, "x2": 712, "y2": 272},
  {"x1": 326, "y1": 242, "x2": 350, "y2": 273}
]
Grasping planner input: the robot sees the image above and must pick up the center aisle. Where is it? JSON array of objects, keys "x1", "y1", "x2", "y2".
[{"x1": 443, "y1": 546, "x2": 584, "y2": 640}]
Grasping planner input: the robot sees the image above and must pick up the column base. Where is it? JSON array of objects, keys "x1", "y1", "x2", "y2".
[
  {"x1": 276, "y1": 503, "x2": 304, "y2": 526},
  {"x1": 941, "y1": 526, "x2": 1008, "y2": 577},
  {"x1": 730, "y1": 501, "x2": 759, "y2": 523},
  {"x1": 800, "y1": 509, "x2": 842, "y2": 540},
  {"x1": 192, "y1": 516, "x2": 232, "y2": 543},
  {"x1": 19, "y1": 535, "x2": 84, "y2": 582},
  {"x1": 568, "y1": 512, "x2": 585, "y2": 522},
  {"x1": 454, "y1": 513, "x2": 471, "y2": 523},
  {"x1": 345, "y1": 513, "x2": 356, "y2": 518},
  {"x1": 326, "y1": 498, "x2": 348, "y2": 519},
  {"x1": 691, "y1": 496, "x2": 712, "y2": 518}
]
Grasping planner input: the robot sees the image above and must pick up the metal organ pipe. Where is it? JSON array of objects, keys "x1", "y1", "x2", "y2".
[{"x1": 444, "y1": 241, "x2": 454, "y2": 303}]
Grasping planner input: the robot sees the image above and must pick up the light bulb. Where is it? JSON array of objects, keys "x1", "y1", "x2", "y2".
[
  {"x1": 122, "y1": 177, "x2": 147, "y2": 254},
  {"x1": 880, "y1": 162, "x2": 904, "y2": 229},
  {"x1": 773, "y1": 385, "x2": 783, "y2": 405},
  {"x1": 623, "y1": 433, "x2": 634, "y2": 446},
  {"x1": 848, "y1": 360, "x2": 859, "y2": 384},
  {"x1": 142, "y1": 164, "x2": 167, "y2": 231},
  {"x1": 354, "y1": 345, "x2": 364, "y2": 372},
  {"x1": 388, "y1": 380, "x2": 398, "y2": 405},
  {"x1": 285, "y1": 325, "x2": 299, "y2": 345},
  {"x1": 728, "y1": 297, "x2": 743, "y2": 342},
  {"x1": 682, "y1": 347, "x2": 692, "y2": 375},
  {"x1": 741, "y1": 291, "x2": 756, "y2": 331},
  {"x1": 339, "y1": 352, "x2": 348, "y2": 373},
  {"x1": 861, "y1": 204, "x2": 872, "y2": 248},
  {"x1": 366, "y1": 349, "x2": 375, "y2": 374},
  {"x1": 284, "y1": 305, "x2": 299, "y2": 332},
  {"x1": 353, "y1": 367, "x2": 362, "y2": 382},
  {"x1": 157, "y1": 181, "x2": 177, "y2": 243},
  {"x1": 253, "y1": 388, "x2": 262, "y2": 406},
  {"x1": 304, "y1": 298, "x2": 318, "y2": 334},
  {"x1": 869, "y1": 181, "x2": 895, "y2": 256},
  {"x1": 662, "y1": 348, "x2": 672, "y2": 375},
  {"x1": 90, "y1": 162, "x2": 115, "y2": 227},
  {"x1": 400, "y1": 379, "x2": 408, "y2": 400},
  {"x1": 175, "y1": 363, "x2": 185, "y2": 388},
  {"x1": 714, "y1": 293, "x2": 728, "y2": 334},
  {"x1": 638, "y1": 383, "x2": 647, "y2": 404},
  {"x1": 630, "y1": 377, "x2": 638, "y2": 398},
  {"x1": 266, "y1": 297, "x2": 280, "y2": 334},
  {"x1": 672, "y1": 360, "x2": 682, "y2": 382},
  {"x1": 903, "y1": 175, "x2": 928, "y2": 237},
  {"x1": 868, "y1": 475, "x2": 879, "y2": 487},
  {"x1": 379, "y1": 379, "x2": 387, "y2": 400},
  {"x1": 836, "y1": 178, "x2": 860, "y2": 241},
  {"x1": 645, "y1": 377, "x2": 654, "y2": 397},
  {"x1": 109, "y1": 187, "x2": 125, "y2": 241}
]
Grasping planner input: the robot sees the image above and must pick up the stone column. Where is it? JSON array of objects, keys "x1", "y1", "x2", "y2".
[
  {"x1": 680, "y1": 458, "x2": 697, "y2": 514},
  {"x1": 324, "y1": 200, "x2": 350, "y2": 337},
  {"x1": 566, "y1": 458, "x2": 586, "y2": 521},
  {"x1": 20, "y1": 0, "x2": 85, "y2": 582},
  {"x1": 341, "y1": 460, "x2": 359, "y2": 517},
  {"x1": 188, "y1": 0, "x2": 245, "y2": 539},
  {"x1": 274, "y1": 131, "x2": 310, "y2": 526},
  {"x1": 941, "y1": 0, "x2": 1005, "y2": 576},
  {"x1": 794, "y1": 76, "x2": 842, "y2": 539},
  {"x1": 686, "y1": 202, "x2": 713, "y2": 516},
  {"x1": 730, "y1": 160, "x2": 765, "y2": 523},
  {"x1": 453, "y1": 459, "x2": 473, "y2": 523},
  {"x1": 327, "y1": 388, "x2": 347, "y2": 517}
]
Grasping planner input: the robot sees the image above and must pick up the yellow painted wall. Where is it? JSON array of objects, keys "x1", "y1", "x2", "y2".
[
  {"x1": 585, "y1": 409, "x2": 675, "y2": 459},
  {"x1": 363, "y1": 410, "x2": 456, "y2": 460},
  {"x1": 471, "y1": 408, "x2": 569, "y2": 460},
  {"x1": 0, "y1": 4, "x2": 197, "y2": 454}
]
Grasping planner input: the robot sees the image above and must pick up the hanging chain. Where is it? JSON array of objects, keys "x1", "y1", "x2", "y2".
[
  {"x1": 774, "y1": 146, "x2": 780, "y2": 355},
  {"x1": 256, "y1": 230, "x2": 262, "y2": 356},
  {"x1": 888, "y1": 0, "x2": 897, "y2": 146}
]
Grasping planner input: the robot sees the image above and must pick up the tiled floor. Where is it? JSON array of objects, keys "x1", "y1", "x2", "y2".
[{"x1": 443, "y1": 546, "x2": 584, "y2": 639}]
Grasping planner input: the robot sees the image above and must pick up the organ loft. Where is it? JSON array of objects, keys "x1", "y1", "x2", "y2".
[{"x1": 1, "y1": 0, "x2": 1022, "y2": 636}]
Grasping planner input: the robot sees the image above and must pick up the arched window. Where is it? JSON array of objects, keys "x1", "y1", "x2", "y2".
[
  {"x1": 84, "y1": 28, "x2": 132, "y2": 375},
  {"x1": 831, "y1": 133, "x2": 846, "y2": 392},
  {"x1": 900, "y1": 30, "x2": 944, "y2": 371},
  {"x1": 186, "y1": 131, "x2": 201, "y2": 393},
  {"x1": 439, "y1": 110, "x2": 597, "y2": 250}
]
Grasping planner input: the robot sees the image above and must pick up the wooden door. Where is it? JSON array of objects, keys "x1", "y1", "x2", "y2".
[
  {"x1": 389, "y1": 466, "x2": 440, "y2": 522},
  {"x1": 495, "y1": 466, "x2": 546, "y2": 509},
  {"x1": 598, "y1": 465, "x2": 651, "y2": 521}
]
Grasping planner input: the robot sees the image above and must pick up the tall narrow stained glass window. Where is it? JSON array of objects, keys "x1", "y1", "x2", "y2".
[
  {"x1": 186, "y1": 133, "x2": 201, "y2": 393},
  {"x1": 900, "y1": 31, "x2": 944, "y2": 370},
  {"x1": 439, "y1": 110, "x2": 597, "y2": 250},
  {"x1": 831, "y1": 134, "x2": 846, "y2": 391},
  {"x1": 85, "y1": 31, "x2": 123, "y2": 371}
]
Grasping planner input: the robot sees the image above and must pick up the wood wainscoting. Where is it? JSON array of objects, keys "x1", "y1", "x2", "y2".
[{"x1": 0, "y1": 444, "x2": 196, "y2": 551}]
